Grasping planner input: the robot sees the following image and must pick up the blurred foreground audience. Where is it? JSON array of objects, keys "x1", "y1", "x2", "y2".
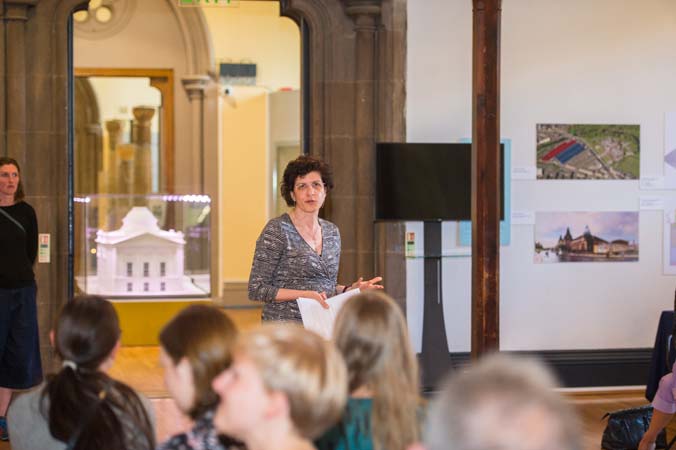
[
  {"x1": 316, "y1": 291, "x2": 422, "y2": 450},
  {"x1": 158, "y1": 304, "x2": 243, "y2": 450},
  {"x1": 413, "y1": 354, "x2": 582, "y2": 450},
  {"x1": 8, "y1": 296, "x2": 155, "y2": 450},
  {"x1": 212, "y1": 324, "x2": 347, "y2": 450}
]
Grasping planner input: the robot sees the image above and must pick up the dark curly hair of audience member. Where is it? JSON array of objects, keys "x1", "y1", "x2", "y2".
[
  {"x1": 280, "y1": 155, "x2": 334, "y2": 207},
  {"x1": 42, "y1": 296, "x2": 155, "y2": 450}
]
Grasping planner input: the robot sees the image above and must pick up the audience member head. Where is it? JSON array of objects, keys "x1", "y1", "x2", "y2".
[
  {"x1": 332, "y1": 291, "x2": 420, "y2": 450},
  {"x1": 159, "y1": 304, "x2": 237, "y2": 419},
  {"x1": 423, "y1": 354, "x2": 582, "y2": 450},
  {"x1": 280, "y1": 155, "x2": 334, "y2": 207},
  {"x1": 212, "y1": 324, "x2": 347, "y2": 448},
  {"x1": 44, "y1": 296, "x2": 155, "y2": 450},
  {"x1": 0, "y1": 156, "x2": 25, "y2": 201},
  {"x1": 53, "y1": 295, "x2": 121, "y2": 372}
]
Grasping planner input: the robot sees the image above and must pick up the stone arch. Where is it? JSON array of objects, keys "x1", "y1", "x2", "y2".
[
  {"x1": 2, "y1": 0, "x2": 406, "y2": 369},
  {"x1": 1, "y1": 0, "x2": 217, "y2": 369}
]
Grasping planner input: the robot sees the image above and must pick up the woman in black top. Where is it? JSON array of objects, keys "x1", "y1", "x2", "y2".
[
  {"x1": 248, "y1": 155, "x2": 383, "y2": 322},
  {"x1": 0, "y1": 156, "x2": 42, "y2": 441}
]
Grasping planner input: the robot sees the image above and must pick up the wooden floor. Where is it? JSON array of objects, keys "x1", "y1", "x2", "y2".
[{"x1": 1, "y1": 306, "x2": 674, "y2": 449}]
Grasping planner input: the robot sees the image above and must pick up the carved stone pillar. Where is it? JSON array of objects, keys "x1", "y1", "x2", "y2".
[
  {"x1": 132, "y1": 106, "x2": 155, "y2": 196},
  {"x1": 182, "y1": 75, "x2": 221, "y2": 298},
  {"x1": 116, "y1": 143, "x2": 136, "y2": 198},
  {"x1": 0, "y1": 6, "x2": 5, "y2": 156},
  {"x1": 105, "y1": 119, "x2": 124, "y2": 194},
  {"x1": 181, "y1": 75, "x2": 210, "y2": 193},
  {"x1": 343, "y1": 0, "x2": 382, "y2": 280},
  {"x1": 3, "y1": 1, "x2": 36, "y2": 159}
]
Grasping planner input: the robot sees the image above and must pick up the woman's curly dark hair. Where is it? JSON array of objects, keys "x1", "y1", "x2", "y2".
[{"x1": 280, "y1": 155, "x2": 334, "y2": 207}]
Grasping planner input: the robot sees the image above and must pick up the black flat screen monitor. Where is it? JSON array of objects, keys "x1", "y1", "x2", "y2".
[{"x1": 375, "y1": 142, "x2": 504, "y2": 221}]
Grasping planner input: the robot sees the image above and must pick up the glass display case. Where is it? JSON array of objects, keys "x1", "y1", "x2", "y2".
[{"x1": 74, "y1": 194, "x2": 211, "y2": 299}]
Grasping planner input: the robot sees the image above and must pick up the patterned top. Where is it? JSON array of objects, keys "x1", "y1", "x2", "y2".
[
  {"x1": 248, "y1": 213, "x2": 341, "y2": 322},
  {"x1": 157, "y1": 410, "x2": 242, "y2": 450}
]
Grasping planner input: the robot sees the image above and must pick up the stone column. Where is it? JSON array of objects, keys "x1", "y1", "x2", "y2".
[
  {"x1": 181, "y1": 75, "x2": 210, "y2": 193},
  {"x1": 105, "y1": 119, "x2": 124, "y2": 193},
  {"x1": 181, "y1": 75, "x2": 217, "y2": 295},
  {"x1": 344, "y1": 0, "x2": 382, "y2": 280},
  {"x1": 0, "y1": 5, "x2": 5, "y2": 156},
  {"x1": 132, "y1": 106, "x2": 155, "y2": 196},
  {"x1": 4, "y1": 1, "x2": 35, "y2": 160},
  {"x1": 117, "y1": 143, "x2": 135, "y2": 195}
]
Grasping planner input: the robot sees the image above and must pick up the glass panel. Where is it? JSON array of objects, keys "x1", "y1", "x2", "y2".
[{"x1": 73, "y1": 76, "x2": 162, "y2": 196}]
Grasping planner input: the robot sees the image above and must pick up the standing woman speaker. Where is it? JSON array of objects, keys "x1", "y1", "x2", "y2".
[
  {"x1": 248, "y1": 155, "x2": 383, "y2": 323},
  {"x1": 0, "y1": 157, "x2": 42, "y2": 441}
]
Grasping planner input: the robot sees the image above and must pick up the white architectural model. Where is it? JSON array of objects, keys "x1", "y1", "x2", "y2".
[{"x1": 85, "y1": 207, "x2": 205, "y2": 297}]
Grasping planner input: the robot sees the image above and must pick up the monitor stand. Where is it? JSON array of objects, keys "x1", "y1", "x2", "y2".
[{"x1": 418, "y1": 220, "x2": 454, "y2": 391}]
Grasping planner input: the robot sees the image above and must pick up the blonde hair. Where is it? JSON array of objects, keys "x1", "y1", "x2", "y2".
[
  {"x1": 238, "y1": 324, "x2": 348, "y2": 440},
  {"x1": 333, "y1": 291, "x2": 420, "y2": 450},
  {"x1": 426, "y1": 354, "x2": 582, "y2": 450}
]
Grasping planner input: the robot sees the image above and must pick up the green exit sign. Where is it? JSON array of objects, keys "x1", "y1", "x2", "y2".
[{"x1": 178, "y1": 0, "x2": 239, "y2": 6}]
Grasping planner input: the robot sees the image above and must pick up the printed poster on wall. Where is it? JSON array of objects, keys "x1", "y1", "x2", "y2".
[
  {"x1": 536, "y1": 124, "x2": 640, "y2": 180},
  {"x1": 534, "y1": 211, "x2": 639, "y2": 263}
]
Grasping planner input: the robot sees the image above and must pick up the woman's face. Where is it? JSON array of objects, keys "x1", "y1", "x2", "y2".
[
  {"x1": 212, "y1": 353, "x2": 271, "y2": 440},
  {"x1": 0, "y1": 164, "x2": 19, "y2": 199},
  {"x1": 291, "y1": 170, "x2": 326, "y2": 214},
  {"x1": 160, "y1": 347, "x2": 196, "y2": 414}
]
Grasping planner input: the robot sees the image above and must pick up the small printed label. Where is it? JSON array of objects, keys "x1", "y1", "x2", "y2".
[
  {"x1": 405, "y1": 232, "x2": 416, "y2": 258},
  {"x1": 640, "y1": 176, "x2": 665, "y2": 190},
  {"x1": 512, "y1": 166, "x2": 537, "y2": 180},
  {"x1": 640, "y1": 196, "x2": 665, "y2": 210},
  {"x1": 38, "y1": 233, "x2": 50, "y2": 263},
  {"x1": 511, "y1": 210, "x2": 535, "y2": 225}
]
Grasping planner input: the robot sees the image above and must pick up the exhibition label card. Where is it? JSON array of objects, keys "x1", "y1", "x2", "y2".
[
  {"x1": 38, "y1": 233, "x2": 50, "y2": 263},
  {"x1": 640, "y1": 176, "x2": 665, "y2": 190},
  {"x1": 297, "y1": 289, "x2": 361, "y2": 340},
  {"x1": 512, "y1": 166, "x2": 537, "y2": 180},
  {"x1": 640, "y1": 196, "x2": 665, "y2": 210},
  {"x1": 511, "y1": 211, "x2": 535, "y2": 225}
]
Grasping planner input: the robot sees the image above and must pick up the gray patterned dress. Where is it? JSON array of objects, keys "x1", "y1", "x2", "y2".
[{"x1": 248, "y1": 213, "x2": 341, "y2": 322}]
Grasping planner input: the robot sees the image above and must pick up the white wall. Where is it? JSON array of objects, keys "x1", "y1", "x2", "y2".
[
  {"x1": 407, "y1": 0, "x2": 676, "y2": 351},
  {"x1": 203, "y1": 2, "x2": 300, "y2": 91}
]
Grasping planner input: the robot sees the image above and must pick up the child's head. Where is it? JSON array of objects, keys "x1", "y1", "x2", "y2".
[
  {"x1": 159, "y1": 304, "x2": 237, "y2": 418},
  {"x1": 333, "y1": 290, "x2": 418, "y2": 393},
  {"x1": 212, "y1": 324, "x2": 347, "y2": 442}
]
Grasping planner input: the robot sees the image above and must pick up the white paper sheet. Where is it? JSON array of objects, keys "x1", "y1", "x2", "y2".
[{"x1": 297, "y1": 289, "x2": 361, "y2": 339}]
